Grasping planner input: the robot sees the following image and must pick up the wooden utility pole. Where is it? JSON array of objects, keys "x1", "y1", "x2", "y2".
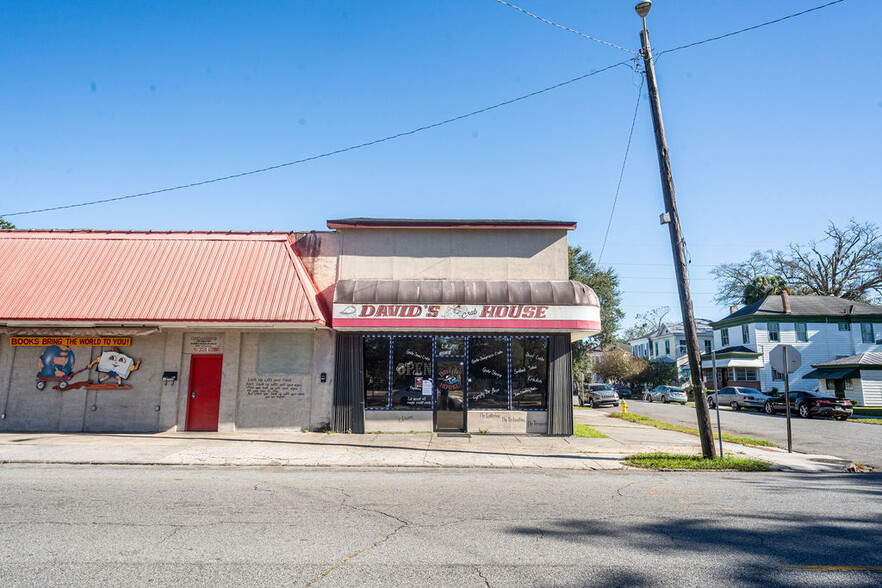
[{"x1": 635, "y1": 1, "x2": 716, "y2": 457}]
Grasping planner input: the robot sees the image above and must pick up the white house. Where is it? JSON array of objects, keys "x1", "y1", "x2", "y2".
[
  {"x1": 702, "y1": 293, "x2": 882, "y2": 404},
  {"x1": 629, "y1": 320, "x2": 714, "y2": 384},
  {"x1": 805, "y1": 353, "x2": 882, "y2": 407}
]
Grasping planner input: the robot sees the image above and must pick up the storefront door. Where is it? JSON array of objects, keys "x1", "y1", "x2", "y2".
[
  {"x1": 434, "y1": 359, "x2": 465, "y2": 431},
  {"x1": 185, "y1": 355, "x2": 223, "y2": 431}
]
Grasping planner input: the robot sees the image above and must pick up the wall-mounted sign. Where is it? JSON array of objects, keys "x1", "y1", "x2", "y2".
[
  {"x1": 187, "y1": 334, "x2": 223, "y2": 354},
  {"x1": 332, "y1": 303, "x2": 600, "y2": 331},
  {"x1": 12, "y1": 337, "x2": 131, "y2": 347}
]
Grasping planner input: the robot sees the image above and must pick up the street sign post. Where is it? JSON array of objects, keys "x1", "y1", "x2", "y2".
[{"x1": 770, "y1": 345, "x2": 802, "y2": 452}]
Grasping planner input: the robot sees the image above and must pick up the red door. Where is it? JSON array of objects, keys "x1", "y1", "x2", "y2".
[{"x1": 185, "y1": 355, "x2": 223, "y2": 431}]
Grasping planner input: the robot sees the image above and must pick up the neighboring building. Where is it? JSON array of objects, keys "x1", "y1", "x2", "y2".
[
  {"x1": 702, "y1": 293, "x2": 882, "y2": 400},
  {"x1": 804, "y1": 353, "x2": 882, "y2": 407},
  {"x1": 0, "y1": 219, "x2": 602, "y2": 435},
  {"x1": 628, "y1": 320, "x2": 714, "y2": 384}
]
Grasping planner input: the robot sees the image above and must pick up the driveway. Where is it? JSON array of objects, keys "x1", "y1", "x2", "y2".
[{"x1": 611, "y1": 399, "x2": 882, "y2": 468}]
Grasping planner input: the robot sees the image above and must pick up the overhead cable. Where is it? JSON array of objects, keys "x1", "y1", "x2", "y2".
[
  {"x1": 598, "y1": 76, "x2": 643, "y2": 264},
  {"x1": 492, "y1": 0, "x2": 637, "y2": 54},
  {"x1": 657, "y1": 0, "x2": 849, "y2": 57},
  {"x1": 3, "y1": 60, "x2": 633, "y2": 217}
]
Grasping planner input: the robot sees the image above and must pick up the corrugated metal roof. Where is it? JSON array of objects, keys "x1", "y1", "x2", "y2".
[
  {"x1": 334, "y1": 279, "x2": 599, "y2": 306},
  {"x1": 0, "y1": 231, "x2": 326, "y2": 325}
]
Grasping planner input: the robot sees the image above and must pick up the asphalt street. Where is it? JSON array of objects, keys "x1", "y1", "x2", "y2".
[
  {"x1": 609, "y1": 398, "x2": 882, "y2": 469},
  {"x1": 1, "y1": 465, "x2": 880, "y2": 587}
]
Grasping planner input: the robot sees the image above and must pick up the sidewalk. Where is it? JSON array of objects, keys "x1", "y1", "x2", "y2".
[{"x1": 0, "y1": 409, "x2": 855, "y2": 472}]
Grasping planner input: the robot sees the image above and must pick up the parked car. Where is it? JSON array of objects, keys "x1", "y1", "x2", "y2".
[
  {"x1": 763, "y1": 391, "x2": 853, "y2": 420},
  {"x1": 579, "y1": 384, "x2": 620, "y2": 408},
  {"x1": 708, "y1": 387, "x2": 771, "y2": 412},
  {"x1": 612, "y1": 384, "x2": 632, "y2": 399},
  {"x1": 645, "y1": 385, "x2": 688, "y2": 404}
]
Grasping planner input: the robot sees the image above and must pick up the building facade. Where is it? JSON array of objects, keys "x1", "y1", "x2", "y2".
[
  {"x1": 0, "y1": 219, "x2": 601, "y2": 434},
  {"x1": 702, "y1": 293, "x2": 882, "y2": 402},
  {"x1": 628, "y1": 320, "x2": 713, "y2": 384}
]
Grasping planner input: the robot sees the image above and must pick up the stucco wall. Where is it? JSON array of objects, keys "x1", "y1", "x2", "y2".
[
  {"x1": 335, "y1": 228, "x2": 569, "y2": 281},
  {"x1": 0, "y1": 328, "x2": 335, "y2": 433}
]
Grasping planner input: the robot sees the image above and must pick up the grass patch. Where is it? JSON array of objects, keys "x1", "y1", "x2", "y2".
[
  {"x1": 574, "y1": 423, "x2": 608, "y2": 438},
  {"x1": 852, "y1": 418, "x2": 882, "y2": 425},
  {"x1": 607, "y1": 412, "x2": 776, "y2": 448},
  {"x1": 625, "y1": 452, "x2": 770, "y2": 471},
  {"x1": 853, "y1": 407, "x2": 882, "y2": 417}
]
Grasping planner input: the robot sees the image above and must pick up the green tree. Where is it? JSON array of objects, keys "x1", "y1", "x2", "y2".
[
  {"x1": 742, "y1": 275, "x2": 789, "y2": 305},
  {"x1": 593, "y1": 350, "x2": 642, "y2": 383},
  {"x1": 568, "y1": 246, "x2": 623, "y2": 348},
  {"x1": 0, "y1": 218, "x2": 14, "y2": 230}
]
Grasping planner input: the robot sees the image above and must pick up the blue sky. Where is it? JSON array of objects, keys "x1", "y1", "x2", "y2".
[{"x1": 2, "y1": 1, "x2": 879, "y2": 328}]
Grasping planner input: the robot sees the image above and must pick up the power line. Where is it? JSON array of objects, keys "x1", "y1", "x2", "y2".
[
  {"x1": 598, "y1": 76, "x2": 643, "y2": 263},
  {"x1": 3, "y1": 59, "x2": 633, "y2": 218},
  {"x1": 657, "y1": 0, "x2": 849, "y2": 57},
  {"x1": 492, "y1": 0, "x2": 637, "y2": 54}
]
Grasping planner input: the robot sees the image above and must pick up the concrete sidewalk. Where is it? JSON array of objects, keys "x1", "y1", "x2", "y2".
[{"x1": 0, "y1": 409, "x2": 856, "y2": 472}]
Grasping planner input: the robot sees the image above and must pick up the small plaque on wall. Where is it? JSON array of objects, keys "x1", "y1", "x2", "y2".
[{"x1": 187, "y1": 334, "x2": 223, "y2": 354}]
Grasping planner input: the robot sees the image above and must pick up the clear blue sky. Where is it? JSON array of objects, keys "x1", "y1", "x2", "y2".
[{"x1": 2, "y1": 1, "x2": 879, "y2": 328}]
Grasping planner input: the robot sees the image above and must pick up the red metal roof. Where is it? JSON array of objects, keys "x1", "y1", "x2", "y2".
[{"x1": 0, "y1": 231, "x2": 327, "y2": 325}]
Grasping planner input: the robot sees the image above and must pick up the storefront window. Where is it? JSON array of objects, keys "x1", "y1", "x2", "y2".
[
  {"x1": 390, "y1": 336, "x2": 433, "y2": 409},
  {"x1": 362, "y1": 334, "x2": 550, "y2": 412},
  {"x1": 467, "y1": 337, "x2": 509, "y2": 409},
  {"x1": 511, "y1": 337, "x2": 548, "y2": 409},
  {"x1": 364, "y1": 336, "x2": 390, "y2": 408}
]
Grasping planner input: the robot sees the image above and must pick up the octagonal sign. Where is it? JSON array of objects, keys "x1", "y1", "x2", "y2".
[{"x1": 769, "y1": 345, "x2": 802, "y2": 374}]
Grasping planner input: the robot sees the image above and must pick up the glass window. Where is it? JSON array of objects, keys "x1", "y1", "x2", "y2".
[
  {"x1": 721, "y1": 328, "x2": 729, "y2": 346},
  {"x1": 390, "y1": 337, "x2": 433, "y2": 410},
  {"x1": 654, "y1": 341, "x2": 659, "y2": 356},
  {"x1": 468, "y1": 337, "x2": 509, "y2": 409},
  {"x1": 741, "y1": 324, "x2": 750, "y2": 344},
  {"x1": 678, "y1": 339, "x2": 687, "y2": 355},
  {"x1": 665, "y1": 340, "x2": 671, "y2": 355},
  {"x1": 768, "y1": 322, "x2": 780, "y2": 342},
  {"x1": 772, "y1": 367, "x2": 783, "y2": 381},
  {"x1": 364, "y1": 336, "x2": 391, "y2": 408},
  {"x1": 825, "y1": 379, "x2": 835, "y2": 390},
  {"x1": 861, "y1": 323, "x2": 874, "y2": 344},
  {"x1": 436, "y1": 336, "x2": 465, "y2": 357},
  {"x1": 511, "y1": 337, "x2": 548, "y2": 409},
  {"x1": 838, "y1": 322, "x2": 851, "y2": 331},
  {"x1": 795, "y1": 323, "x2": 808, "y2": 342},
  {"x1": 704, "y1": 340, "x2": 711, "y2": 354}
]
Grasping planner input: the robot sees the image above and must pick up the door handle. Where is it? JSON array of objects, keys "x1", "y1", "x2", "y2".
[{"x1": 191, "y1": 392, "x2": 196, "y2": 398}]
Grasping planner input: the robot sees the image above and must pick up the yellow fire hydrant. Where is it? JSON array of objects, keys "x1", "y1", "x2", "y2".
[{"x1": 621, "y1": 400, "x2": 629, "y2": 414}]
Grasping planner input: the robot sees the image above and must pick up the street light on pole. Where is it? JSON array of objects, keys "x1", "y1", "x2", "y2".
[{"x1": 634, "y1": 0, "x2": 717, "y2": 458}]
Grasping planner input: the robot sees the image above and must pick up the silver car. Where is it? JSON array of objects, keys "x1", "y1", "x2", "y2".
[
  {"x1": 708, "y1": 387, "x2": 770, "y2": 411},
  {"x1": 646, "y1": 385, "x2": 688, "y2": 404},
  {"x1": 579, "y1": 384, "x2": 620, "y2": 408}
]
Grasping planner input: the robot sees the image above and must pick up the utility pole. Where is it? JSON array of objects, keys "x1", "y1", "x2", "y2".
[{"x1": 635, "y1": 1, "x2": 716, "y2": 458}]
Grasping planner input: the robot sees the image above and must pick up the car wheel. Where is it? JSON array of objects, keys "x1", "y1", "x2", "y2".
[
  {"x1": 798, "y1": 404, "x2": 811, "y2": 419},
  {"x1": 764, "y1": 401, "x2": 775, "y2": 415},
  {"x1": 591, "y1": 399, "x2": 598, "y2": 409},
  {"x1": 730, "y1": 401, "x2": 741, "y2": 411},
  {"x1": 647, "y1": 394, "x2": 653, "y2": 403},
  {"x1": 834, "y1": 415, "x2": 848, "y2": 421},
  {"x1": 662, "y1": 396, "x2": 668, "y2": 403},
  {"x1": 708, "y1": 398, "x2": 715, "y2": 409},
  {"x1": 578, "y1": 395, "x2": 584, "y2": 407}
]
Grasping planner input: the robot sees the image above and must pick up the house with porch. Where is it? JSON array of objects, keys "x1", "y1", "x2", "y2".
[{"x1": 701, "y1": 293, "x2": 882, "y2": 402}]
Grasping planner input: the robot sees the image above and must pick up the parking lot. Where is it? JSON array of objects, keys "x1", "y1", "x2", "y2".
[{"x1": 593, "y1": 396, "x2": 882, "y2": 469}]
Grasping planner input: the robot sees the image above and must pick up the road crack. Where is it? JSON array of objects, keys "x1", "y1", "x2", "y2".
[
  {"x1": 303, "y1": 523, "x2": 406, "y2": 587},
  {"x1": 475, "y1": 564, "x2": 491, "y2": 587}
]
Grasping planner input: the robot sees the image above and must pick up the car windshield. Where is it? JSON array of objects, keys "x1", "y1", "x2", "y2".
[
  {"x1": 592, "y1": 385, "x2": 613, "y2": 391},
  {"x1": 669, "y1": 388, "x2": 685, "y2": 393}
]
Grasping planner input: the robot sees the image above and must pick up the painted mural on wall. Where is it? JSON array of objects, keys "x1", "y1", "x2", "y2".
[{"x1": 33, "y1": 346, "x2": 141, "y2": 391}]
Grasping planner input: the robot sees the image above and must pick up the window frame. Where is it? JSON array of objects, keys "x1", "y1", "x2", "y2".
[
  {"x1": 795, "y1": 322, "x2": 808, "y2": 343},
  {"x1": 861, "y1": 323, "x2": 875, "y2": 344},
  {"x1": 741, "y1": 324, "x2": 750, "y2": 345},
  {"x1": 768, "y1": 322, "x2": 780, "y2": 342},
  {"x1": 720, "y1": 328, "x2": 729, "y2": 347}
]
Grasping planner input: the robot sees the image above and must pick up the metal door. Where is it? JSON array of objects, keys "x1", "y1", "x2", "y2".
[{"x1": 185, "y1": 355, "x2": 223, "y2": 431}]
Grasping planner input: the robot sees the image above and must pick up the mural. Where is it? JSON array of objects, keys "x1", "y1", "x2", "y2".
[{"x1": 34, "y1": 345, "x2": 141, "y2": 391}]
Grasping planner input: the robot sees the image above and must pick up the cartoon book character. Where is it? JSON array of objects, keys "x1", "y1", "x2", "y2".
[
  {"x1": 38, "y1": 345, "x2": 75, "y2": 378},
  {"x1": 87, "y1": 348, "x2": 141, "y2": 386}
]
